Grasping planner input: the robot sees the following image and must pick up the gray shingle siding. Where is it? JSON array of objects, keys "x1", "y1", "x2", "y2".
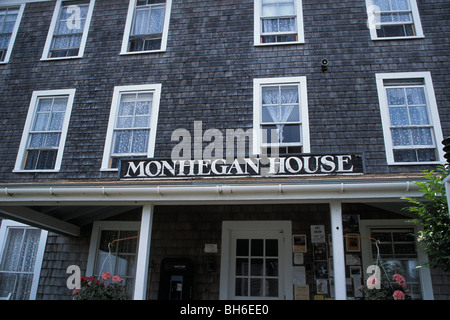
[{"x1": 0, "y1": 0, "x2": 449, "y2": 183}]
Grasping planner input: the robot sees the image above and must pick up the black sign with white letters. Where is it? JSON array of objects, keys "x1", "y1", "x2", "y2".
[{"x1": 118, "y1": 153, "x2": 365, "y2": 180}]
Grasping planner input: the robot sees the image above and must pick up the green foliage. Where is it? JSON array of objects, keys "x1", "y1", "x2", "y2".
[{"x1": 403, "y1": 167, "x2": 450, "y2": 272}]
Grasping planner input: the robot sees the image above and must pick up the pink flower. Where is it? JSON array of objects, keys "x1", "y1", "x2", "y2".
[
  {"x1": 112, "y1": 275, "x2": 123, "y2": 283},
  {"x1": 101, "y1": 272, "x2": 111, "y2": 280},
  {"x1": 393, "y1": 290, "x2": 405, "y2": 300},
  {"x1": 393, "y1": 274, "x2": 407, "y2": 287},
  {"x1": 72, "y1": 289, "x2": 79, "y2": 295}
]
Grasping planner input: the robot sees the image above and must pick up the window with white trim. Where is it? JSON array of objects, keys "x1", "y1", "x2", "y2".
[
  {"x1": 87, "y1": 221, "x2": 140, "y2": 300},
  {"x1": 253, "y1": 77, "x2": 310, "y2": 155},
  {"x1": 101, "y1": 84, "x2": 161, "y2": 170},
  {"x1": 366, "y1": 0, "x2": 424, "y2": 40},
  {"x1": 0, "y1": 4, "x2": 25, "y2": 63},
  {"x1": 41, "y1": 0, "x2": 95, "y2": 60},
  {"x1": 254, "y1": 0, "x2": 304, "y2": 45},
  {"x1": 0, "y1": 220, "x2": 48, "y2": 300},
  {"x1": 14, "y1": 89, "x2": 75, "y2": 172},
  {"x1": 121, "y1": 0, "x2": 172, "y2": 54},
  {"x1": 376, "y1": 72, "x2": 444, "y2": 165}
]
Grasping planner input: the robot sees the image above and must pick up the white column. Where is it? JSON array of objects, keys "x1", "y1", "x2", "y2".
[
  {"x1": 133, "y1": 204, "x2": 154, "y2": 300},
  {"x1": 330, "y1": 201, "x2": 347, "y2": 300}
]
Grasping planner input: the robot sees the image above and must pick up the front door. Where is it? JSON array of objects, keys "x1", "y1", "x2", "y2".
[{"x1": 220, "y1": 221, "x2": 292, "y2": 300}]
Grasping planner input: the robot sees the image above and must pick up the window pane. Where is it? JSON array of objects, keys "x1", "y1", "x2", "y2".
[
  {"x1": 113, "y1": 130, "x2": 132, "y2": 153},
  {"x1": 391, "y1": 0, "x2": 409, "y2": 11},
  {"x1": 250, "y1": 258, "x2": 263, "y2": 276},
  {"x1": 417, "y1": 149, "x2": 436, "y2": 162},
  {"x1": 131, "y1": 129, "x2": 149, "y2": 153},
  {"x1": 265, "y1": 239, "x2": 278, "y2": 256},
  {"x1": 266, "y1": 259, "x2": 278, "y2": 276},
  {"x1": 281, "y1": 86, "x2": 298, "y2": 104},
  {"x1": 411, "y1": 128, "x2": 432, "y2": 145},
  {"x1": 389, "y1": 107, "x2": 409, "y2": 126},
  {"x1": 393, "y1": 149, "x2": 416, "y2": 162},
  {"x1": 235, "y1": 278, "x2": 248, "y2": 296},
  {"x1": 236, "y1": 258, "x2": 248, "y2": 276},
  {"x1": 250, "y1": 278, "x2": 263, "y2": 296},
  {"x1": 281, "y1": 124, "x2": 301, "y2": 143},
  {"x1": 251, "y1": 239, "x2": 263, "y2": 256},
  {"x1": 149, "y1": 7, "x2": 165, "y2": 34},
  {"x1": 391, "y1": 128, "x2": 411, "y2": 146},
  {"x1": 406, "y1": 88, "x2": 426, "y2": 105},
  {"x1": 262, "y1": 87, "x2": 279, "y2": 105},
  {"x1": 1, "y1": 228, "x2": 24, "y2": 271},
  {"x1": 409, "y1": 106, "x2": 429, "y2": 125},
  {"x1": 387, "y1": 88, "x2": 405, "y2": 106},
  {"x1": 236, "y1": 239, "x2": 249, "y2": 256}
]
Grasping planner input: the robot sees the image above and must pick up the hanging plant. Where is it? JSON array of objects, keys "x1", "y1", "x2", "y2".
[{"x1": 72, "y1": 272, "x2": 128, "y2": 300}]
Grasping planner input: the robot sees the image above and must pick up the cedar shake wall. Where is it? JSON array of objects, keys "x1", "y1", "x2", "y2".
[{"x1": 0, "y1": 0, "x2": 449, "y2": 183}]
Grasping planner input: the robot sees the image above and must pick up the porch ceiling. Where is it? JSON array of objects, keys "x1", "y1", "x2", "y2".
[{"x1": 0, "y1": 205, "x2": 140, "y2": 236}]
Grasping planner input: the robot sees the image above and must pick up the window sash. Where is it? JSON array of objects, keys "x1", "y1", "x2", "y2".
[{"x1": 0, "y1": 7, "x2": 20, "y2": 62}]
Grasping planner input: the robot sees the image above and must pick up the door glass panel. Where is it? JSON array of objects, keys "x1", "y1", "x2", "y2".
[{"x1": 234, "y1": 237, "x2": 280, "y2": 298}]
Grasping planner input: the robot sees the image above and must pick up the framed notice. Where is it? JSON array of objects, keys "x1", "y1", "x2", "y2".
[
  {"x1": 345, "y1": 234, "x2": 360, "y2": 252},
  {"x1": 294, "y1": 285, "x2": 310, "y2": 300},
  {"x1": 311, "y1": 225, "x2": 325, "y2": 243},
  {"x1": 293, "y1": 234, "x2": 307, "y2": 252}
]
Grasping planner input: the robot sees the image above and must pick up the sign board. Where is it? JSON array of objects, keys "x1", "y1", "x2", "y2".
[{"x1": 118, "y1": 153, "x2": 364, "y2": 180}]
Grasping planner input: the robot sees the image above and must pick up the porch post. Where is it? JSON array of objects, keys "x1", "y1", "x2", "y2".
[
  {"x1": 133, "y1": 204, "x2": 154, "y2": 300},
  {"x1": 330, "y1": 201, "x2": 347, "y2": 300}
]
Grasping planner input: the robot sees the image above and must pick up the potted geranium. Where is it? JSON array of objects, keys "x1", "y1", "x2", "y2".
[
  {"x1": 358, "y1": 273, "x2": 411, "y2": 300},
  {"x1": 73, "y1": 272, "x2": 128, "y2": 300}
]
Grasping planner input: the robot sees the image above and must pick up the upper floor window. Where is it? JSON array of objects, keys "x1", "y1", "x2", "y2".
[
  {"x1": 121, "y1": 0, "x2": 172, "y2": 54},
  {"x1": 101, "y1": 84, "x2": 162, "y2": 170},
  {"x1": 254, "y1": 0, "x2": 304, "y2": 46},
  {"x1": 376, "y1": 72, "x2": 444, "y2": 165},
  {"x1": 366, "y1": 0, "x2": 424, "y2": 40},
  {"x1": 0, "y1": 5, "x2": 25, "y2": 64},
  {"x1": 41, "y1": 0, "x2": 95, "y2": 60},
  {"x1": 14, "y1": 89, "x2": 75, "y2": 172},
  {"x1": 0, "y1": 220, "x2": 47, "y2": 300},
  {"x1": 253, "y1": 77, "x2": 310, "y2": 156}
]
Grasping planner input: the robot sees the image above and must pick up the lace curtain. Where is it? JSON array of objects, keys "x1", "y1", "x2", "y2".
[
  {"x1": 262, "y1": 86, "x2": 299, "y2": 143},
  {"x1": 387, "y1": 87, "x2": 432, "y2": 146},
  {"x1": 133, "y1": 6, "x2": 165, "y2": 36}
]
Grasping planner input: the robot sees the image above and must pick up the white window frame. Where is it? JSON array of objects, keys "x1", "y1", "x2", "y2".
[
  {"x1": 120, "y1": 0, "x2": 172, "y2": 55},
  {"x1": 0, "y1": 4, "x2": 25, "y2": 64},
  {"x1": 101, "y1": 84, "x2": 162, "y2": 171},
  {"x1": 219, "y1": 221, "x2": 293, "y2": 300},
  {"x1": 365, "y1": 0, "x2": 424, "y2": 40},
  {"x1": 41, "y1": 0, "x2": 95, "y2": 60},
  {"x1": 14, "y1": 89, "x2": 75, "y2": 172},
  {"x1": 86, "y1": 221, "x2": 140, "y2": 298},
  {"x1": 254, "y1": 0, "x2": 305, "y2": 46},
  {"x1": 253, "y1": 76, "x2": 310, "y2": 155},
  {"x1": 0, "y1": 220, "x2": 48, "y2": 300},
  {"x1": 376, "y1": 72, "x2": 445, "y2": 165},
  {"x1": 360, "y1": 219, "x2": 434, "y2": 300}
]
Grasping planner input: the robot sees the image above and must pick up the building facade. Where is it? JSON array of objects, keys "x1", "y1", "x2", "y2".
[{"x1": 0, "y1": 0, "x2": 449, "y2": 300}]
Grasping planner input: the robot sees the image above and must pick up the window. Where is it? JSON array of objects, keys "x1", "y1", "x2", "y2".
[
  {"x1": 220, "y1": 221, "x2": 292, "y2": 300},
  {"x1": 101, "y1": 84, "x2": 161, "y2": 170},
  {"x1": 87, "y1": 221, "x2": 140, "y2": 299},
  {"x1": 376, "y1": 72, "x2": 444, "y2": 165},
  {"x1": 41, "y1": 0, "x2": 95, "y2": 60},
  {"x1": 360, "y1": 219, "x2": 435, "y2": 300},
  {"x1": 14, "y1": 89, "x2": 75, "y2": 172},
  {"x1": 121, "y1": 0, "x2": 172, "y2": 54},
  {"x1": 0, "y1": 220, "x2": 48, "y2": 300},
  {"x1": 0, "y1": 4, "x2": 25, "y2": 63},
  {"x1": 366, "y1": 0, "x2": 424, "y2": 40},
  {"x1": 254, "y1": 0, "x2": 304, "y2": 45},
  {"x1": 253, "y1": 77, "x2": 310, "y2": 155}
]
